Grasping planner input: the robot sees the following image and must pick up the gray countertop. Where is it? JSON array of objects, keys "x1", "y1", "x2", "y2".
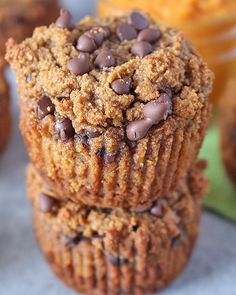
[{"x1": 0, "y1": 1, "x2": 236, "y2": 294}]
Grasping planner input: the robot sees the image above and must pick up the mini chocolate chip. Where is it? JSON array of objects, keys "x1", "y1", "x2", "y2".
[
  {"x1": 26, "y1": 75, "x2": 32, "y2": 83},
  {"x1": 94, "y1": 48, "x2": 116, "y2": 69},
  {"x1": 137, "y1": 28, "x2": 161, "y2": 43},
  {"x1": 85, "y1": 26, "x2": 109, "y2": 46},
  {"x1": 35, "y1": 96, "x2": 55, "y2": 120},
  {"x1": 56, "y1": 8, "x2": 73, "y2": 29},
  {"x1": 116, "y1": 23, "x2": 137, "y2": 41},
  {"x1": 55, "y1": 118, "x2": 75, "y2": 142},
  {"x1": 85, "y1": 130, "x2": 101, "y2": 138},
  {"x1": 77, "y1": 132, "x2": 90, "y2": 148},
  {"x1": 128, "y1": 12, "x2": 148, "y2": 30},
  {"x1": 150, "y1": 200, "x2": 163, "y2": 217},
  {"x1": 101, "y1": 208, "x2": 113, "y2": 214},
  {"x1": 126, "y1": 119, "x2": 152, "y2": 141},
  {"x1": 77, "y1": 34, "x2": 97, "y2": 53},
  {"x1": 96, "y1": 147, "x2": 106, "y2": 158},
  {"x1": 10, "y1": 14, "x2": 26, "y2": 24},
  {"x1": 67, "y1": 53, "x2": 90, "y2": 75},
  {"x1": 132, "y1": 225, "x2": 139, "y2": 232},
  {"x1": 38, "y1": 193, "x2": 57, "y2": 213},
  {"x1": 109, "y1": 256, "x2": 129, "y2": 266},
  {"x1": 143, "y1": 93, "x2": 172, "y2": 123},
  {"x1": 131, "y1": 41, "x2": 153, "y2": 58},
  {"x1": 65, "y1": 233, "x2": 85, "y2": 246},
  {"x1": 111, "y1": 77, "x2": 132, "y2": 95},
  {"x1": 105, "y1": 154, "x2": 116, "y2": 164}
]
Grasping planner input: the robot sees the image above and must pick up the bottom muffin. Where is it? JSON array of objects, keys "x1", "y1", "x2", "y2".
[
  {"x1": 0, "y1": 71, "x2": 10, "y2": 154},
  {"x1": 27, "y1": 161, "x2": 208, "y2": 295}
]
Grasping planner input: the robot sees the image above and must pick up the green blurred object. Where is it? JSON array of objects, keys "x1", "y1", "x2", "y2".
[{"x1": 200, "y1": 121, "x2": 236, "y2": 222}]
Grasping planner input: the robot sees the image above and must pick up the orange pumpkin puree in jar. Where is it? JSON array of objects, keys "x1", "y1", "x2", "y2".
[{"x1": 98, "y1": 0, "x2": 236, "y2": 103}]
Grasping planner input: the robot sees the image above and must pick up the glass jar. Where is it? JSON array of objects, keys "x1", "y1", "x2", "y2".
[{"x1": 97, "y1": 0, "x2": 236, "y2": 103}]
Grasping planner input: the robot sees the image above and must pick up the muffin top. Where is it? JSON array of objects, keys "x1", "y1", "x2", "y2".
[{"x1": 6, "y1": 9, "x2": 213, "y2": 141}]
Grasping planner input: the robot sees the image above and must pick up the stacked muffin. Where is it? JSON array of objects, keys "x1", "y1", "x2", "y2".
[
  {"x1": 0, "y1": 0, "x2": 59, "y2": 154},
  {"x1": 6, "y1": 9, "x2": 213, "y2": 295}
]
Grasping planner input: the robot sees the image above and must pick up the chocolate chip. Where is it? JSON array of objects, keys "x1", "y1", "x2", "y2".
[
  {"x1": 96, "y1": 147, "x2": 106, "y2": 158},
  {"x1": 111, "y1": 77, "x2": 132, "y2": 95},
  {"x1": 35, "y1": 96, "x2": 55, "y2": 120},
  {"x1": 56, "y1": 8, "x2": 73, "y2": 29},
  {"x1": 109, "y1": 256, "x2": 129, "y2": 266},
  {"x1": 116, "y1": 23, "x2": 137, "y2": 41},
  {"x1": 126, "y1": 119, "x2": 152, "y2": 141},
  {"x1": 94, "y1": 48, "x2": 116, "y2": 69},
  {"x1": 65, "y1": 233, "x2": 85, "y2": 246},
  {"x1": 128, "y1": 12, "x2": 148, "y2": 30},
  {"x1": 85, "y1": 26, "x2": 109, "y2": 46},
  {"x1": 150, "y1": 200, "x2": 164, "y2": 217},
  {"x1": 131, "y1": 41, "x2": 153, "y2": 58},
  {"x1": 77, "y1": 131, "x2": 90, "y2": 148},
  {"x1": 101, "y1": 208, "x2": 112, "y2": 214},
  {"x1": 38, "y1": 193, "x2": 57, "y2": 213},
  {"x1": 55, "y1": 118, "x2": 75, "y2": 142},
  {"x1": 143, "y1": 93, "x2": 172, "y2": 123},
  {"x1": 137, "y1": 28, "x2": 161, "y2": 43},
  {"x1": 76, "y1": 34, "x2": 97, "y2": 53},
  {"x1": 67, "y1": 53, "x2": 90, "y2": 75},
  {"x1": 10, "y1": 14, "x2": 26, "y2": 24},
  {"x1": 105, "y1": 154, "x2": 116, "y2": 164},
  {"x1": 85, "y1": 130, "x2": 101, "y2": 138}
]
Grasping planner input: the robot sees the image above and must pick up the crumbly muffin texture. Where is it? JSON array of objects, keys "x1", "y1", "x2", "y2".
[
  {"x1": 0, "y1": 71, "x2": 10, "y2": 153},
  {"x1": 28, "y1": 161, "x2": 207, "y2": 295},
  {"x1": 6, "y1": 11, "x2": 212, "y2": 208}
]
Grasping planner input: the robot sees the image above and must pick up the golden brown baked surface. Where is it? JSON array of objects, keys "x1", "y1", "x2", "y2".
[
  {"x1": 7, "y1": 11, "x2": 212, "y2": 208},
  {"x1": 28, "y1": 160, "x2": 208, "y2": 295}
]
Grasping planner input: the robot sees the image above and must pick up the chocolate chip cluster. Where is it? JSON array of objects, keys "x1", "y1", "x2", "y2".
[{"x1": 55, "y1": 9, "x2": 161, "y2": 76}]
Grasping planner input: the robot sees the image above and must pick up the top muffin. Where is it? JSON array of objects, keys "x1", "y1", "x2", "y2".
[{"x1": 6, "y1": 10, "x2": 213, "y2": 208}]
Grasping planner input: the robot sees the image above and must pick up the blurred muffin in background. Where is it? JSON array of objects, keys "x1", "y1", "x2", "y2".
[
  {"x1": 98, "y1": 0, "x2": 236, "y2": 103},
  {"x1": 219, "y1": 79, "x2": 236, "y2": 187},
  {"x1": 0, "y1": 0, "x2": 59, "y2": 63}
]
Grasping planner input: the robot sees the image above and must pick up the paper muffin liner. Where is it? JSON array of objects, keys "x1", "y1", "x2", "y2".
[
  {"x1": 28, "y1": 161, "x2": 207, "y2": 295},
  {"x1": 22, "y1": 100, "x2": 211, "y2": 209},
  {"x1": 0, "y1": 72, "x2": 10, "y2": 153}
]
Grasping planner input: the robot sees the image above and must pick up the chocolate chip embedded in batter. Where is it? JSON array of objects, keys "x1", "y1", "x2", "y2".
[
  {"x1": 55, "y1": 118, "x2": 75, "y2": 142},
  {"x1": 109, "y1": 256, "x2": 129, "y2": 266},
  {"x1": 35, "y1": 96, "x2": 55, "y2": 120},
  {"x1": 150, "y1": 200, "x2": 164, "y2": 217},
  {"x1": 65, "y1": 233, "x2": 85, "y2": 246},
  {"x1": 76, "y1": 34, "x2": 97, "y2": 53},
  {"x1": 116, "y1": 23, "x2": 137, "y2": 41},
  {"x1": 105, "y1": 154, "x2": 116, "y2": 164},
  {"x1": 111, "y1": 77, "x2": 132, "y2": 95},
  {"x1": 38, "y1": 193, "x2": 57, "y2": 213},
  {"x1": 56, "y1": 8, "x2": 73, "y2": 29},
  {"x1": 85, "y1": 26, "x2": 110, "y2": 46},
  {"x1": 143, "y1": 93, "x2": 172, "y2": 123},
  {"x1": 126, "y1": 119, "x2": 152, "y2": 141},
  {"x1": 94, "y1": 48, "x2": 116, "y2": 69},
  {"x1": 128, "y1": 11, "x2": 149, "y2": 31},
  {"x1": 137, "y1": 28, "x2": 161, "y2": 43},
  {"x1": 131, "y1": 41, "x2": 153, "y2": 58},
  {"x1": 67, "y1": 53, "x2": 90, "y2": 75}
]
